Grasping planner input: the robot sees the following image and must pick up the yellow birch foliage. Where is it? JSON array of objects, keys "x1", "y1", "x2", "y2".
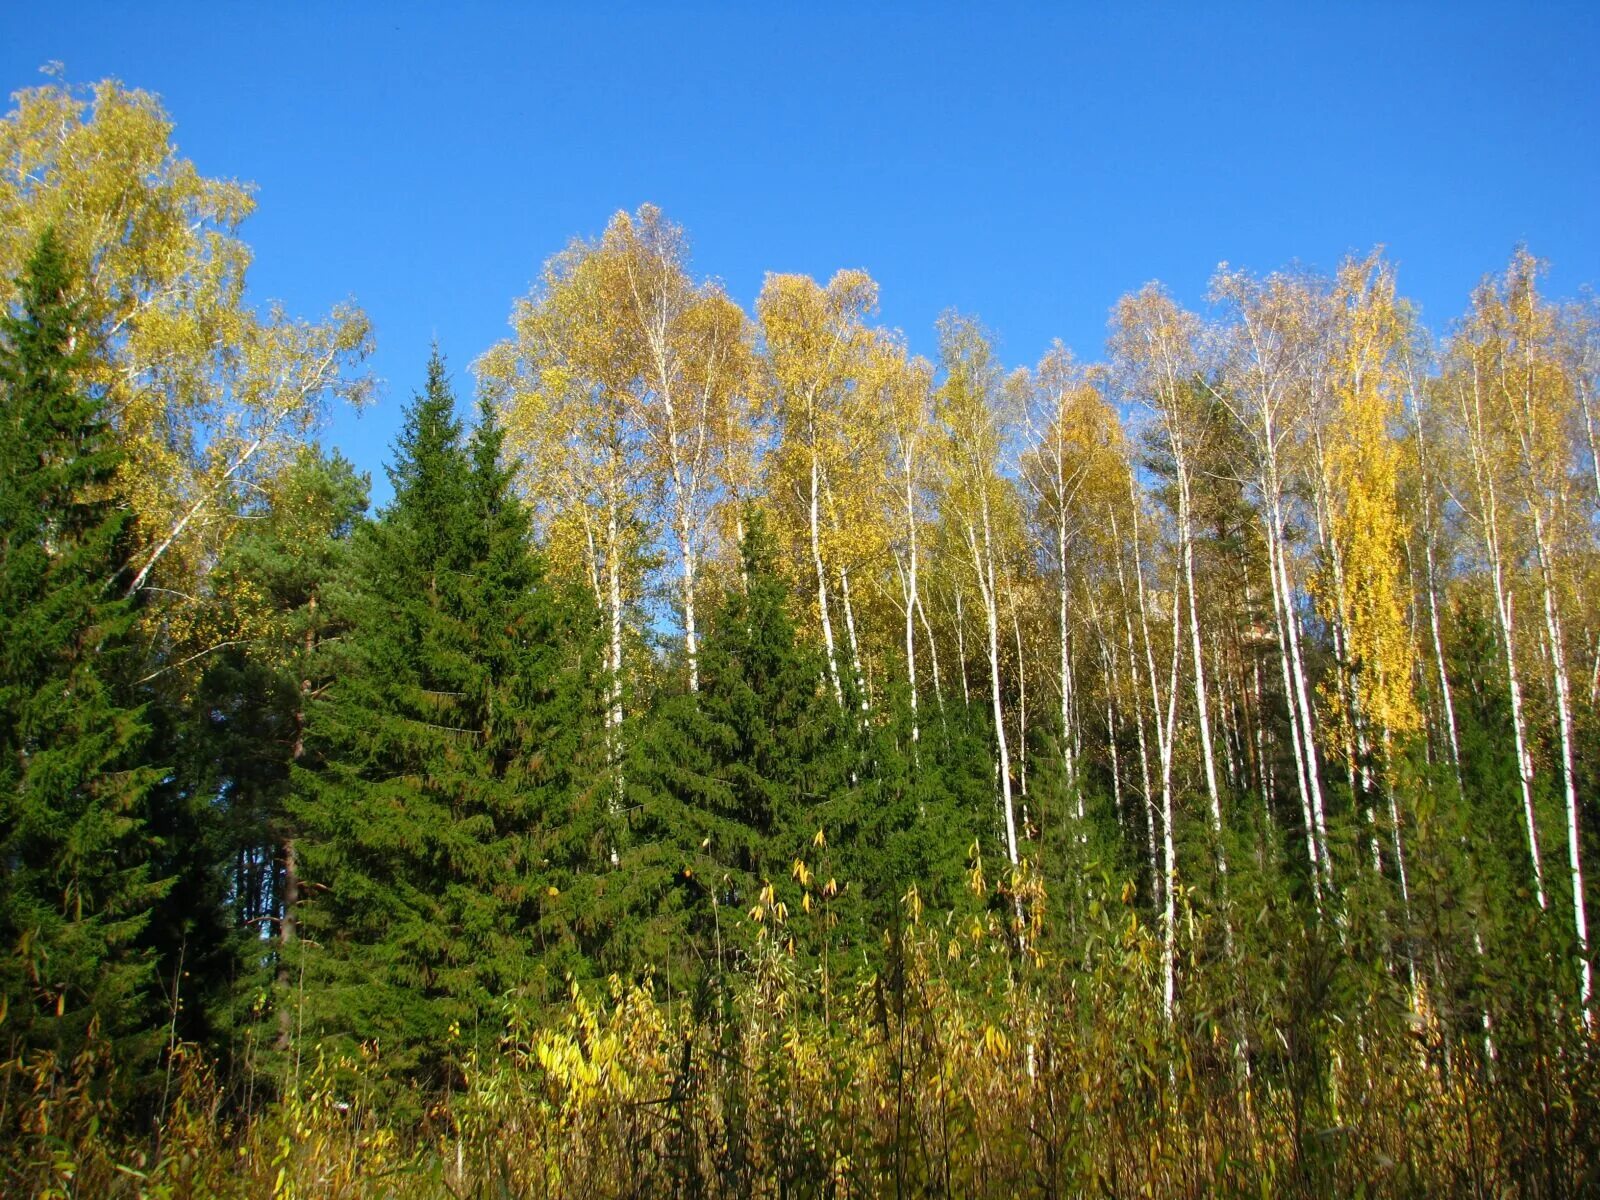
[
  {"x1": 868, "y1": 331, "x2": 938, "y2": 553},
  {"x1": 0, "y1": 76, "x2": 372, "y2": 616},
  {"x1": 477, "y1": 217, "x2": 645, "y2": 606},
  {"x1": 1316, "y1": 253, "x2": 1420, "y2": 742},
  {"x1": 604, "y1": 206, "x2": 757, "y2": 629},
  {"x1": 935, "y1": 313, "x2": 1026, "y2": 581},
  {"x1": 1459, "y1": 249, "x2": 1581, "y2": 546},
  {"x1": 1019, "y1": 342, "x2": 1123, "y2": 564},
  {"x1": 850, "y1": 331, "x2": 936, "y2": 679},
  {"x1": 480, "y1": 207, "x2": 756, "y2": 636},
  {"x1": 756, "y1": 270, "x2": 889, "y2": 636}
]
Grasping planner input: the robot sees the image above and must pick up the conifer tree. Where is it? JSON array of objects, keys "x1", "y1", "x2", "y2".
[
  {"x1": 0, "y1": 229, "x2": 165, "y2": 1068},
  {"x1": 617, "y1": 508, "x2": 854, "y2": 982},
  {"x1": 293, "y1": 353, "x2": 594, "y2": 1096},
  {"x1": 179, "y1": 446, "x2": 368, "y2": 1054},
  {"x1": 462, "y1": 392, "x2": 608, "y2": 995},
  {"x1": 850, "y1": 682, "x2": 989, "y2": 934}
]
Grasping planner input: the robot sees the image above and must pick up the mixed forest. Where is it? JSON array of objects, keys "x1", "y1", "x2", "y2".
[{"x1": 2, "y1": 78, "x2": 1599, "y2": 1198}]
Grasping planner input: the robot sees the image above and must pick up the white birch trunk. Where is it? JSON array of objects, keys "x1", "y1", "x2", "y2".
[
  {"x1": 916, "y1": 593, "x2": 943, "y2": 711},
  {"x1": 974, "y1": 526, "x2": 1019, "y2": 868},
  {"x1": 1011, "y1": 596, "x2": 1028, "y2": 799},
  {"x1": 1059, "y1": 520, "x2": 1077, "y2": 796},
  {"x1": 839, "y1": 564, "x2": 869, "y2": 712},
  {"x1": 955, "y1": 586, "x2": 971, "y2": 707},
  {"x1": 1270, "y1": 499, "x2": 1330, "y2": 883},
  {"x1": 1460, "y1": 369, "x2": 1546, "y2": 908},
  {"x1": 1263, "y1": 503, "x2": 1324, "y2": 906},
  {"x1": 1111, "y1": 504, "x2": 1159, "y2": 907},
  {"x1": 901, "y1": 459, "x2": 922, "y2": 742},
  {"x1": 1530, "y1": 514, "x2": 1592, "y2": 1019},
  {"x1": 810, "y1": 445, "x2": 844, "y2": 707}
]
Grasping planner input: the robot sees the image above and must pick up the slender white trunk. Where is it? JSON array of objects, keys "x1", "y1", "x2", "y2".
[
  {"x1": 1239, "y1": 569, "x2": 1273, "y2": 838},
  {"x1": 1380, "y1": 722, "x2": 1420, "y2": 1004},
  {"x1": 1151, "y1": 586, "x2": 1183, "y2": 1024},
  {"x1": 1270, "y1": 495, "x2": 1330, "y2": 882},
  {"x1": 1578, "y1": 374, "x2": 1600, "y2": 511},
  {"x1": 1264, "y1": 505, "x2": 1323, "y2": 906},
  {"x1": 975, "y1": 530, "x2": 1019, "y2": 868},
  {"x1": 1058, "y1": 520, "x2": 1076, "y2": 793},
  {"x1": 1530, "y1": 514, "x2": 1592, "y2": 1020},
  {"x1": 1474, "y1": 927, "x2": 1497, "y2": 1063},
  {"x1": 1102, "y1": 639, "x2": 1123, "y2": 827},
  {"x1": 129, "y1": 427, "x2": 277, "y2": 594},
  {"x1": 810, "y1": 446, "x2": 844, "y2": 707},
  {"x1": 680, "y1": 512, "x2": 700, "y2": 693},
  {"x1": 1409, "y1": 381, "x2": 1463, "y2": 780},
  {"x1": 1011, "y1": 596, "x2": 1028, "y2": 799},
  {"x1": 1423, "y1": 533, "x2": 1462, "y2": 782},
  {"x1": 735, "y1": 512, "x2": 749, "y2": 594},
  {"x1": 1461, "y1": 370, "x2": 1546, "y2": 908},
  {"x1": 1214, "y1": 630, "x2": 1240, "y2": 791},
  {"x1": 1590, "y1": 631, "x2": 1600, "y2": 707},
  {"x1": 579, "y1": 509, "x2": 603, "y2": 607},
  {"x1": 1111, "y1": 505, "x2": 1158, "y2": 906},
  {"x1": 1128, "y1": 476, "x2": 1182, "y2": 1018},
  {"x1": 1494, "y1": 570, "x2": 1545, "y2": 908},
  {"x1": 901, "y1": 462, "x2": 922, "y2": 742},
  {"x1": 955, "y1": 587, "x2": 971, "y2": 707},
  {"x1": 839, "y1": 565, "x2": 869, "y2": 712},
  {"x1": 1161, "y1": 624, "x2": 1180, "y2": 1026},
  {"x1": 1181, "y1": 474, "x2": 1239, "y2": 976},
  {"x1": 1310, "y1": 423, "x2": 1365, "y2": 813},
  {"x1": 1253, "y1": 649, "x2": 1273, "y2": 849},
  {"x1": 916, "y1": 593, "x2": 944, "y2": 711},
  {"x1": 605, "y1": 460, "x2": 625, "y2": 822},
  {"x1": 900, "y1": 566, "x2": 919, "y2": 743},
  {"x1": 1179, "y1": 471, "x2": 1224, "y2": 845}
]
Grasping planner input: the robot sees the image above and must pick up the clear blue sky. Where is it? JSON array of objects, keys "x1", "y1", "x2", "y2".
[{"x1": 5, "y1": 3, "x2": 1597, "y2": 506}]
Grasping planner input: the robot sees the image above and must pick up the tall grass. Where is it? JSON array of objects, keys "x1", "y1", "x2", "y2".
[{"x1": 4, "y1": 889, "x2": 1595, "y2": 1198}]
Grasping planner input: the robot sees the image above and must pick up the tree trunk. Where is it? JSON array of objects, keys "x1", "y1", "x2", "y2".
[
  {"x1": 1531, "y1": 513, "x2": 1592, "y2": 1020},
  {"x1": 811, "y1": 446, "x2": 844, "y2": 707}
]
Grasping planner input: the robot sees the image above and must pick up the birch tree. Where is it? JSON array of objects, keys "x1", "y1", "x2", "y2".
[
  {"x1": 1449, "y1": 250, "x2": 1591, "y2": 1018},
  {"x1": 0, "y1": 76, "x2": 373, "y2": 622},
  {"x1": 757, "y1": 270, "x2": 878, "y2": 708},
  {"x1": 936, "y1": 314, "x2": 1026, "y2": 872},
  {"x1": 1112, "y1": 287, "x2": 1229, "y2": 863},
  {"x1": 1017, "y1": 344, "x2": 1120, "y2": 810},
  {"x1": 872, "y1": 334, "x2": 940, "y2": 739},
  {"x1": 1211, "y1": 266, "x2": 1332, "y2": 897},
  {"x1": 599, "y1": 206, "x2": 755, "y2": 692},
  {"x1": 1313, "y1": 253, "x2": 1424, "y2": 990}
]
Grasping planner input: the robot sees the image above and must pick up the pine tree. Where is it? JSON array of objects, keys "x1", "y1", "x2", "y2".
[
  {"x1": 0, "y1": 229, "x2": 165, "y2": 1069},
  {"x1": 292, "y1": 353, "x2": 595, "y2": 1099}
]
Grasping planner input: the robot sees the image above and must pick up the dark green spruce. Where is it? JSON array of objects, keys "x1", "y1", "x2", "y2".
[
  {"x1": 0, "y1": 229, "x2": 165, "y2": 1071},
  {"x1": 291, "y1": 353, "x2": 599, "y2": 1101}
]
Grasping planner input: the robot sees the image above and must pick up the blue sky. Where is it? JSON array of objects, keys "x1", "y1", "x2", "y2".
[{"x1": 4, "y1": 3, "x2": 1598, "y2": 506}]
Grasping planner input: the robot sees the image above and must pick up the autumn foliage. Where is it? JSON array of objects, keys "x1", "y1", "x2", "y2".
[{"x1": 3, "y1": 76, "x2": 1599, "y2": 1198}]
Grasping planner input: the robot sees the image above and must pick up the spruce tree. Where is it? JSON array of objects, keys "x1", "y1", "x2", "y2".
[
  {"x1": 618, "y1": 508, "x2": 854, "y2": 984},
  {"x1": 459, "y1": 391, "x2": 607, "y2": 998},
  {"x1": 293, "y1": 354, "x2": 594, "y2": 1099},
  {"x1": 0, "y1": 229, "x2": 165, "y2": 1069},
  {"x1": 852, "y1": 684, "x2": 989, "y2": 936}
]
